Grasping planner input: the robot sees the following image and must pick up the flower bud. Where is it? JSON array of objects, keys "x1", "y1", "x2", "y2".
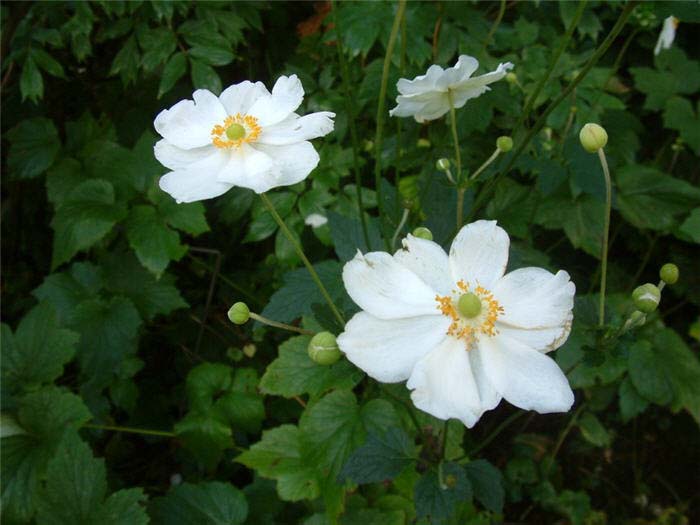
[
  {"x1": 659, "y1": 263, "x2": 679, "y2": 285},
  {"x1": 624, "y1": 310, "x2": 647, "y2": 331},
  {"x1": 505, "y1": 72, "x2": 518, "y2": 84},
  {"x1": 579, "y1": 123, "x2": 608, "y2": 153},
  {"x1": 496, "y1": 136, "x2": 513, "y2": 153},
  {"x1": 308, "y1": 332, "x2": 341, "y2": 365},
  {"x1": 436, "y1": 158, "x2": 450, "y2": 171},
  {"x1": 228, "y1": 302, "x2": 250, "y2": 325},
  {"x1": 632, "y1": 283, "x2": 661, "y2": 314},
  {"x1": 412, "y1": 227, "x2": 433, "y2": 241}
]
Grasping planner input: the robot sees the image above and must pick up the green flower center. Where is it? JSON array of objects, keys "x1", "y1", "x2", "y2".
[
  {"x1": 457, "y1": 292, "x2": 482, "y2": 319},
  {"x1": 226, "y1": 123, "x2": 247, "y2": 141}
]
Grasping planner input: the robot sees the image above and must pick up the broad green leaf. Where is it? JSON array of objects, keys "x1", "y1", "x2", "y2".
[
  {"x1": 190, "y1": 58, "x2": 221, "y2": 94},
  {"x1": 464, "y1": 459, "x2": 504, "y2": 513},
  {"x1": 155, "y1": 196, "x2": 210, "y2": 236},
  {"x1": 36, "y1": 432, "x2": 148, "y2": 524},
  {"x1": 7, "y1": 117, "x2": 60, "y2": 179},
  {"x1": 485, "y1": 178, "x2": 537, "y2": 238},
  {"x1": 327, "y1": 212, "x2": 383, "y2": 261},
  {"x1": 46, "y1": 158, "x2": 84, "y2": 206},
  {"x1": 259, "y1": 335, "x2": 362, "y2": 398},
  {"x1": 158, "y1": 52, "x2": 187, "y2": 98},
  {"x1": 561, "y1": 196, "x2": 605, "y2": 258},
  {"x1": 663, "y1": 97, "x2": 700, "y2": 154},
  {"x1": 188, "y1": 45, "x2": 234, "y2": 66},
  {"x1": 138, "y1": 28, "x2": 177, "y2": 72},
  {"x1": 655, "y1": 328, "x2": 700, "y2": 423},
  {"x1": 125, "y1": 205, "x2": 187, "y2": 276},
  {"x1": 243, "y1": 192, "x2": 296, "y2": 243},
  {"x1": 31, "y1": 47, "x2": 65, "y2": 78},
  {"x1": 628, "y1": 340, "x2": 674, "y2": 405},
  {"x1": 1, "y1": 387, "x2": 90, "y2": 523},
  {"x1": 414, "y1": 462, "x2": 471, "y2": 521},
  {"x1": 618, "y1": 376, "x2": 648, "y2": 423},
  {"x1": 20, "y1": 55, "x2": 43, "y2": 102},
  {"x1": 338, "y1": 428, "x2": 415, "y2": 484},
  {"x1": 1, "y1": 302, "x2": 78, "y2": 391},
  {"x1": 109, "y1": 35, "x2": 140, "y2": 85},
  {"x1": 577, "y1": 412, "x2": 611, "y2": 447},
  {"x1": 150, "y1": 482, "x2": 248, "y2": 525},
  {"x1": 237, "y1": 425, "x2": 320, "y2": 501},
  {"x1": 33, "y1": 262, "x2": 104, "y2": 325},
  {"x1": 51, "y1": 179, "x2": 127, "y2": 269},
  {"x1": 677, "y1": 208, "x2": 700, "y2": 243},
  {"x1": 174, "y1": 410, "x2": 233, "y2": 470}
]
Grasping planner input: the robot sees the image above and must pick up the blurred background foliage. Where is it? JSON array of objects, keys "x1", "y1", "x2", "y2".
[{"x1": 1, "y1": 1, "x2": 699, "y2": 524}]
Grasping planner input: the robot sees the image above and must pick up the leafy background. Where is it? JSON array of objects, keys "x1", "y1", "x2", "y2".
[{"x1": 2, "y1": 1, "x2": 699, "y2": 524}]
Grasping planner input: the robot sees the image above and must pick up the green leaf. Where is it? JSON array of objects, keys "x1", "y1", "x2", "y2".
[
  {"x1": 237, "y1": 425, "x2": 320, "y2": 501},
  {"x1": 464, "y1": 459, "x2": 504, "y2": 513},
  {"x1": 20, "y1": 55, "x2": 43, "y2": 102},
  {"x1": 125, "y1": 205, "x2": 187, "y2": 276},
  {"x1": 663, "y1": 97, "x2": 700, "y2": 155},
  {"x1": 628, "y1": 340, "x2": 674, "y2": 405},
  {"x1": 174, "y1": 410, "x2": 233, "y2": 470},
  {"x1": 46, "y1": 158, "x2": 84, "y2": 206},
  {"x1": 188, "y1": 45, "x2": 234, "y2": 66},
  {"x1": 327, "y1": 212, "x2": 383, "y2": 261},
  {"x1": 577, "y1": 412, "x2": 611, "y2": 447},
  {"x1": 7, "y1": 117, "x2": 61, "y2": 179},
  {"x1": 561, "y1": 196, "x2": 605, "y2": 258},
  {"x1": 414, "y1": 462, "x2": 471, "y2": 521},
  {"x1": 109, "y1": 35, "x2": 140, "y2": 85},
  {"x1": 338, "y1": 428, "x2": 415, "y2": 484},
  {"x1": 259, "y1": 335, "x2": 362, "y2": 398},
  {"x1": 190, "y1": 58, "x2": 221, "y2": 94},
  {"x1": 616, "y1": 165, "x2": 700, "y2": 232},
  {"x1": 1, "y1": 302, "x2": 78, "y2": 391},
  {"x1": 151, "y1": 192, "x2": 210, "y2": 235},
  {"x1": 158, "y1": 52, "x2": 187, "y2": 98},
  {"x1": 33, "y1": 262, "x2": 104, "y2": 325},
  {"x1": 618, "y1": 376, "x2": 648, "y2": 423},
  {"x1": 51, "y1": 179, "x2": 127, "y2": 269},
  {"x1": 243, "y1": 192, "x2": 296, "y2": 243},
  {"x1": 139, "y1": 28, "x2": 177, "y2": 72},
  {"x1": 150, "y1": 482, "x2": 248, "y2": 525},
  {"x1": 655, "y1": 328, "x2": 700, "y2": 423},
  {"x1": 36, "y1": 432, "x2": 148, "y2": 524},
  {"x1": 340, "y1": 508, "x2": 405, "y2": 525},
  {"x1": 1, "y1": 387, "x2": 90, "y2": 523},
  {"x1": 678, "y1": 208, "x2": 700, "y2": 243},
  {"x1": 31, "y1": 47, "x2": 65, "y2": 78}
]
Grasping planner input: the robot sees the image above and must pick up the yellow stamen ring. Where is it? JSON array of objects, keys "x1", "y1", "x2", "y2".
[
  {"x1": 436, "y1": 280, "x2": 504, "y2": 349},
  {"x1": 211, "y1": 114, "x2": 261, "y2": 149}
]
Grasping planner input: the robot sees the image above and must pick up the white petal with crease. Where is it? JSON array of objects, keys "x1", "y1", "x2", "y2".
[
  {"x1": 254, "y1": 141, "x2": 320, "y2": 189},
  {"x1": 394, "y1": 235, "x2": 452, "y2": 295},
  {"x1": 158, "y1": 149, "x2": 231, "y2": 203},
  {"x1": 449, "y1": 220, "x2": 509, "y2": 289},
  {"x1": 219, "y1": 81, "x2": 270, "y2": 115}
]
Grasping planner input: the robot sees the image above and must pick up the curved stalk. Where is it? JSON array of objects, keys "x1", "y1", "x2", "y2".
[
  {"x1": 249, "y1": 312, "x2": 315, "y2": 335},
  {"x1": 391, "y1": 208, "x2": 410, "y2": 250},
  {"x1": 597, "y1": 148, "x2": 612, "y2": 326},
  {"x1": 84, "y1": 423, "x2": 176, "y2": 438},
  {"x1": 448, "y1": 91, "x2": 464, "y2": 227}
]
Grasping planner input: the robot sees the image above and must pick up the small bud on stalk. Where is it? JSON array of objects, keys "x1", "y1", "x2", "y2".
[
  {"x1": 659, "y1": 263, "x2": 679, "y2": 285},
  {"x1": 436, "y1": 158, "x2": 451, "y2": 171},
  {"x1": 505, "y1": 72, "x2": 518, "y2": 84},
  {"x1": 496, "y1": 136, "x2": 513, "y2": 153},
  {"x1": 632, "y1": 283, "x2": 661, "y2": 313},
  {"x1": 308, "y1": 332, "x2": 342, "y2": 365},
  {"x1": 228, "y1": 302, "x2": 250, "y2": 325},
  {"x1": 579, "y1": 123, "x2": 608, "y2": 153},
  {"x1": 412, "y1": 227, "x2": 433, "y2": 241}
]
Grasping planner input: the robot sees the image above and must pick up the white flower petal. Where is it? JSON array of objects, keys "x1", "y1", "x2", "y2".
[
  {"x1": 304, "y1": 213, "x2": 328, "y2": 228},
  {"x1": 494, "y1": 268, "x2": 575, "y2": 329},
  {"x1": 254, "y1": 141, "x2": 320, "y2": 189},
  {"x1": 389, "y1": 91, "x2": 450, "y2": 121},
  {"x1": 216, "y1": 144, "x2": 279, "y2": 194},
  {"x1": 396, "y1": 64, "x2": 444, "y2": 95},
  {"x1": 248, "y1": 74, "x2": 304, "y2": 127},
  {"x1": 407, "y1": 336, "x2": 484, "y2": 427},
  {"x1": 393, "y1": 234, "x2": 453, "y2": 295},
  {"x1": 158, "y1": 149, "x2": 232, "y2": 203},
  {"x1": 654, "y1": 16, "x2": 678, "y2": 55},
  {"x1": 479, "y1": 334, "x2": 574, "y2": 413},
  {"x1": 343, "y1": 251, "x2": 439, "y2": 320},
  {"x1": 469, "y1": 346, "x2": 501, "y2": 412},
  {"x1": 258, "y1": 111, "x2": 335, "y2": 145},
  {"x1": 338, "y1": 312, "x2": 449, "y2": 383},
  {"x1": 449, "y1": 220, "x2": 509, "y2": 289},
  {"x1": 451, "y1": 62, "x2": 514, "y2": 109},
  {"x1": 154, "y1": 89, "x2": 227, "y2": 149},
  {"x1": 219, "y1": 80, "x2": 270, "y2": 115},
  {"x1": 435, "y1": 55, "x2": 479, "y2": 90},
  {"x1": 154, "y1": 140, "x2": 214, "y2": 170},
  {"x1": 496, "y1": 314, "x2": 573, "y2": 354}
]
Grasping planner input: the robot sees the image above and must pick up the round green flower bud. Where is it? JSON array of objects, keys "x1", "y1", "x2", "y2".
[
  {"x1": 626, "y1": 310, "x2": 647, "y2": 330},
  {"x1": 436, "y1": 158, "x2": 451, "y2": 171},
  {"x1": 632, "y1": 283, "x2": 661, "y2": 314},
  {"x1": 412, "y1": 227, "x2": 433, "y2": 241},
  {"x1": 457, "y1": 293, "x2": 482, "y2": 319},
  {"x1": 308, "y1": 332, "x2": 341, "y2": 365},
  {"x1": 579, "y1": 123, "x2": 608, "y2": 153},
  {"x1": 226, "y1": 123, "x2": 246, "y2": 141},
  {"x1": 496, "y1": 136, "x2": 513, "y2": 153},
  {"x1": 659, "y1": 263, "x2": 679, "y2": 285},
  {"x1": 505, "y1": 72, "x2": 518, "y2": 84},
  {"x1": 228, "y1": 302, "x2": 250, "y2": 325}
]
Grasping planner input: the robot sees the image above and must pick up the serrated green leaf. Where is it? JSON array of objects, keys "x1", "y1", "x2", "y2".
[
  {"x1": 414, "y1": 462, "x2": 471, "y2": 521},
  {"x1": 190, "y1": 58, "x2": 221, "y2": 94},
  {"x1": 618, "y1": 376, "x2": 648, "y2": 423},
  {"x1": 20, "y1": 55, "x2": 43, "y2": 102},
  {"x1": 109, "y1": 35, "x2": 140, "y2": 85},
  {"x1": 327, "y1": 212, "x2": 383, "y2": 261},
  {"x1": 338, "y1": 427, "x2": 415, "y2": 484},
  {"x1": 125, "y1": 205, "x2": 187, "y2": 276},
  {"x1": 628, "y1": 340, "x2": 674, "y2": 405},
  {"x1": 259, "y1": 335, "x2": 362, "y2": 398},
  {"x1": 1, "y1": 302, "x2": 78, "y2": 391},
  {"x1": 7, "y1": 117, "x2": 60, "y2": 179},
  {"x1": 464, "y1": 459, "x2": 504, "y2": 513},
  {"x1": 188, "y1": 45, "x2": 234, "y2": 66},
  {"x1": 150, "y1": 482, "x2": 247, "y2": 525},
  {"x1": 31, "y1": 47, "x2": 65, "y2": 78},
  {"x1": 46, "y1": 158, "x2": 84, "y2": 206},
  {"x1": 153, "y1": 194, "x2": 210, "y2": 236},
  {"x1": 663, "y1": 97, "x2": 700, "y2": 154},
  {"x1": 138, "y1": 28, "x2": 177, "y2": 72},
  {"x1": 678, "y1": 208, "x2": 700, "y2": 243},
  {"x1": 158, "y1": 52, "x2": 187, "y2": 98},
  {"x1": 578, "y1": 412, "x2": 611, "y2": 447},
  {"x1": 33, "y1": 262, "x2": 103, "y2": 325}
]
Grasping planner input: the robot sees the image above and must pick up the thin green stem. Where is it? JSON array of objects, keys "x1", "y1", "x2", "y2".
[
  {"x1": 395, "y1": 9, "x2": 407, "y2": 212},
  {"x1": 249, "y1": 312, "x2": 314, "y2": 335},
  {"x1": 448, "y1": 91, "x2": 464, "y2": 228},
  {"x1": 514, "y1": 0, "x2": 587, "y2": 135},
  {"x1": 84, "y1": 423, "x2": 176, "y2": 438},
  {"x1": 260, "y1": 193, "x2": 345, "y2": 327},
  {"x1": 597, "y1": 148, "x2": 612, "y2": 326},
  {"x1": 481, "y1": 0, "x2": 506, "y2": 52},
  {"x1": 438, "y1": 419, "x2": 450, "y2": 489},
  {"x1": 391, "y1": 208, "x2": 410, "y2": 250},
  {"x1": 471, "y1": 1, "x2": 637, "y2": 220},
  {"x1": 470, "y1": 148, "x2": 501, "y2": 181},
  {"x1": 375, "y1": 0, "x2": 407, "y2": 250},
  {"x1": 331, "y1": 0, "x2": 370, "y2": 249}
]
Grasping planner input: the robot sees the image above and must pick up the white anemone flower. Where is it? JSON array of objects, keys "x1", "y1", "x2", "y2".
[
  {"x1": 153, "y1": 75, "x2": 335, "y2": 202},
  {"x1": 389, "y1": 55, "x2": 514, "y2": 122},
  {"x1": 654, "y1": 16, "x2": 679, "y2": 56},
  {"x1": 337, "y1": 220, "x2": 575, "y2": 427}
]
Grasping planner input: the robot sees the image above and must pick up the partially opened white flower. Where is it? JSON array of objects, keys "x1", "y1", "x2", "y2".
[
  {"x1": 337, "y1": 220, "x2": 575, "y2": 427},
  {"x1": 654, "y1": 15, "x2": 679, "y2": 56},
  {"x1": 389, "y1": 55, "x2": 514, "y2": 122},
  {"x1": 153, "y1": 75, "x2": 335, "y2": 202}
]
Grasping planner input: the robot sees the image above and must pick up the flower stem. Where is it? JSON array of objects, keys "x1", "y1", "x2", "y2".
[
  {"x1": 84, "y1": 423, "x2": 175, "y2": 438},
  {"x1": 260, "y1": 193, "x2": 345, "y2": 327},
  {"x1": 438, "y1": 419, "x2": 450, "y2": 489},
  {"x1": 391, "y1": 208, "x2": 410, "y2": 250},
  {"x1": 481, "y1": 0, "x2": 507, "y2": 52},
  {"x1": 375, "y1": 0, "x2": 407, "y2": 250},
  {"x1": 331, "y1": 0, "x2": 370, "y2": 249},
  {"x1": 249, "y1": 312, "x2": 315, "y2": 335},
  {"x1": 470, "y1": 148, "x2": 501, "y2": 181},
  {"x1": 448, "y1": 91, "x2": 464, "y2": 228},
  {"x1": 597, "y1": 148, "x2": 612, "y2": 326}
]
